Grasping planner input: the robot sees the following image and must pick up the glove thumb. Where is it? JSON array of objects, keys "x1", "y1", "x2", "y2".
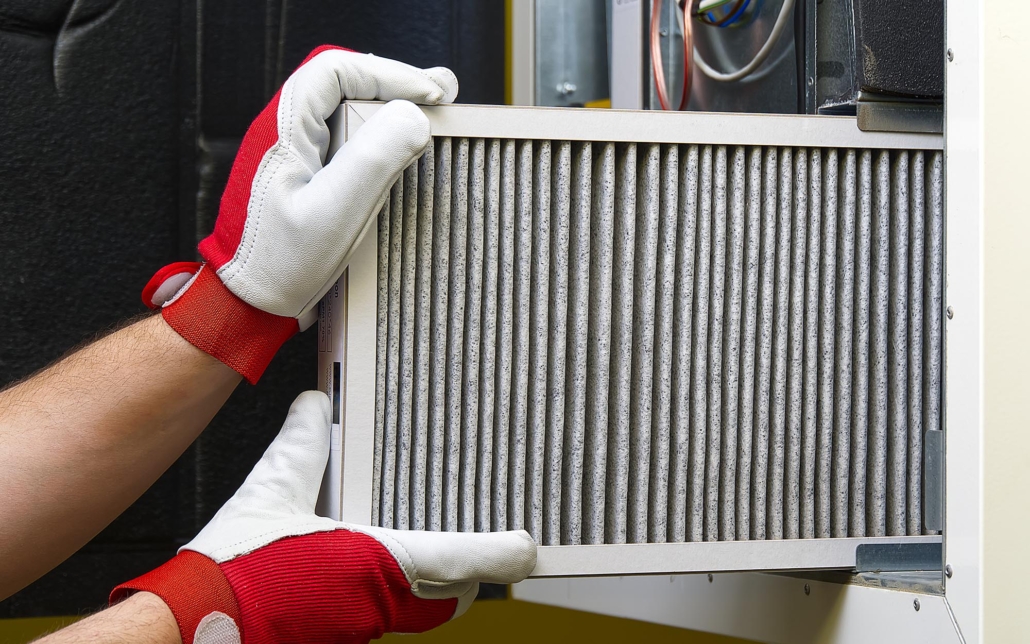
[{"x1": 184, "y1": 391, "x2": 337, "y2": 562}]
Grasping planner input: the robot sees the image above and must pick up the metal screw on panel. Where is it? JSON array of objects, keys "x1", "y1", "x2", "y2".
[
  {"x1": 557, "y1": 82, "x2": 578, "y2": 96},
  {"x1": 913, "y1": 598, "x2": 921, "y2": 612},
  {"x1": 708, "y1": 574, "x2": 714, "y2": 583},
  {"x1": 947, "y1": 48, "x2": 954, "y2": 62},
  {"x1": 947, "y1": 306, "x2": 954, "y2": 319},
  {"x1": 945, "y1": 564, "x2": 954, "y2": 578},
  {"x1": 660, "y1": 28, "x2": 669, "y2": 37},
  {"x1": 804, "y1": 584, "x2": 811, "y2": 596},
  {"x1": 807, "y1": 76, "x2": 814, "y2": 87}
]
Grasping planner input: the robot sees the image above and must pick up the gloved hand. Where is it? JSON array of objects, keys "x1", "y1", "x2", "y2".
[
  {"x1": 111, "y1": 391, "x2": 537, "y2": 644},
  {"x1": 142, "y1": 46, "x2": 458, "y2": 383}
]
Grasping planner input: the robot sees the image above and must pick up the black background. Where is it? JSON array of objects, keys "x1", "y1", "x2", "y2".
[{"x1": 0, "y1": 0, "x2": 503, "y2": 617}]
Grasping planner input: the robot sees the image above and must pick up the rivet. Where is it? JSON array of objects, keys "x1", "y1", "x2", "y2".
[
  {"x1": 947, "y1": 49, "x2": 954, "y2": 62},
  {"x1": 914, "y1": 598, "x2": 921, "y2": 612},
  {"x1": 708, "y1": 574, "x2": 714, "y2": 583},
  {"x1": 947, "y1": 306, "x2": 954, "y2": 319},
  {"x1": 660, "y1": 28, "x2": 669, "y2": 37},
  {"x1": 945, "y1": 564, "x2": 953, "y2": 578},
  {"x1": 804, "y1": 584, "x2": 811, "y2": 596}
]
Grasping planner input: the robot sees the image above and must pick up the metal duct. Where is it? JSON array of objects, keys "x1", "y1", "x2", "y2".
[{"x1": 368, "y1": 135, "x2": 944, "y2": 546}]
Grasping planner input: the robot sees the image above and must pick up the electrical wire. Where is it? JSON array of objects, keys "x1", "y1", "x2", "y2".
[
  {"x1": 717, "y1": 0, "x2": 751, "y2": 26},
  {"x1": 698, "y1": 0, "x2": 737, "y2": 12},
  {"x1": 693, "y1": 0, "x2": 795, "y2": 82},
  {"x1": 650, "y1": 0, "x2": 693, "y2": 110}
]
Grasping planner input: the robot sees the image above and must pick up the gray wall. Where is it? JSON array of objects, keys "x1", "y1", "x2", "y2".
[{"x1": 0, "y1": 0, "x2": 503, "y2": 616}]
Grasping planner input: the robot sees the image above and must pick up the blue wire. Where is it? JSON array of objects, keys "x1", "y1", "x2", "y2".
[{"x1": 719, "y1": 0, "x2": 751, "y2": 27}]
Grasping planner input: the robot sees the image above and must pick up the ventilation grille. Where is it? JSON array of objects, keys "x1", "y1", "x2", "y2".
[{"x1": 371, "y1": 137, "x2": 944, "y2": 545}]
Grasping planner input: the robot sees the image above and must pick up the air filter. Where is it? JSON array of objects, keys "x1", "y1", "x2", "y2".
[{"x1": 317, "y1": 102, "x2": 945, "y2": 577}]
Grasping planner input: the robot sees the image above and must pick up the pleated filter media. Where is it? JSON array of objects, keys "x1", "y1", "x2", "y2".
[{"x1": 319, "y1": 103, "x2": 945, "y2": 575}]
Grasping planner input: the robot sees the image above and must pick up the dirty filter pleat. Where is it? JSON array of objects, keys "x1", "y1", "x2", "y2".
[
  {"x1": 410, "y1": 143, "x2": 435, "y2": 530},
  {"x1": 372, "y1": 195, "x2": 390, "y2": 527},
  {"x1": 442, "y1": 138, "x2": 469, "y2": 532},
  {"x1": 490, "y1": 139, "x2": 517, "y2": 532},
  {"x1": 668, "y1": 145, "x2": 699, "y2": 544},
  {"x1": 924, "y1": 151, "x2": 945, "y2": 535},
  {"x1": 476, "y1": 139, "x2": 501, "y2": 533},
  {"x1": 815, "y1": 148, "x2": 838, "y2": 540},
  {"x1": 905, "y1": 151, "x2": 925, "y2": 537},
  {"x1": 507, "y1": 139, "x2": 534, "y2": 532},
  {"x1": 832, "y1": 149, "x2": 857, "y2": 538},
  {"x1": 459, "y1": 139, "x2": 486, "y2": 532},
  {"x1": 605, "y1": 143, "x2": 637, "y2": 545},
  {"x1": 647, "y1": 144, "x2": 680, "y2": 544},
  {"x1": 426, "y1": 137, "x2": 453, "y2": 532},
  {"x1": 887, "y1": 151, "x2": 910, "y2": 537},
  {"x1": 543, "y1": 141, "x2": 572, "y2": 546},
  {"x1": 734, "y1": 146, "x2": 763, "y2": 541},
  {"x1": 683, "y1": 146, "x2": 713, "y2": 542},
  {"x1": 703, "y1": 146, "x2": 728, "y2": 543},
  {"x1": 850, "y1": 149, "x2": 873, "y2": 538},
  {"x1": 380, "y1": 180, "x2": 404, "y2": 528},
  {"x1": 784, "y1": 148, "x2": 808, "y2": 541},
  {"x1": 628, "y1": 143, "x2": 661, "y2": 544},
  {"x1": 561, "y1": 141, "x2": 593, "y2": 545},
  {"x1": 582, "y1": 143, "x2": 616, "y2": 545},
  {"x1": 719, "y1": 146, "x2": 746, "y2": 541},
  {"x1": 393, "y1": 165, "x2": 418, "y2": 529},
  {"x1": 525, "y1": 140, "x2": 552, "y2": 542}
]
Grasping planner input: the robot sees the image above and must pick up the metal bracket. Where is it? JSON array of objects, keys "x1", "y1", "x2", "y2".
[
  {"x1": 855, "y1": 542, "x2": 943, "y2": 573},
  {"x1": 857, "y1": 94, "x2": 944, "y2": 134}
]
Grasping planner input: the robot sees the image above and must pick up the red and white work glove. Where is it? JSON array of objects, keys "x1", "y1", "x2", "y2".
[
  {"x1": 112, "y1": 391, "x2": 537, "y2": 644},
  {"x1": 143, "y1": 46, "x2": 458, "y2": 383}
]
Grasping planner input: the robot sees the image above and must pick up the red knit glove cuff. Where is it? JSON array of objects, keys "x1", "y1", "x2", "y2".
[
  {"x1": 110, "y1": 551, "x2": 241, "y2": 644},
  {"x1": 162, "y1": 266, "x2": 299, "y2": 384}
]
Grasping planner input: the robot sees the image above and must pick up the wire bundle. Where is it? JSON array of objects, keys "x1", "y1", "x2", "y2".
[
  {"x1": 695, "y1": 0, "x2": 763, "y2": 28},
  {"x1": 649, "y1": 0, "x2": 797, "y2": 110},
  {"x1": 693, "y1": 0, "x2": 796, "y2": 82}
]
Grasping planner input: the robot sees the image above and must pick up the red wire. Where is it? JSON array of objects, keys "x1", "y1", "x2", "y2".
[{"x1": 651, "y1": 0, "x2": 693, "y2": 111}]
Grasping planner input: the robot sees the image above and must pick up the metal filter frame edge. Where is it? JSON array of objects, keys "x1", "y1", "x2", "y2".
[
  {"x1": 338, "y1": 100, "x2": 944, "y2": 152},
  {"x1": 321, "y1": 101, "x2": 943, "y2": 577}
]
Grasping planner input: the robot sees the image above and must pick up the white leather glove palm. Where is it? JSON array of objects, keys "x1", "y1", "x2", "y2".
[{"x1": 113, "y1": 391, "x2": 537, "y2": 644}]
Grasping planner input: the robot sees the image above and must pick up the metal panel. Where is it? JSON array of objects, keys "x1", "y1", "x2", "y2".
[{"x1": 323, "y1": 103, "x2": 946, "y2": 576}]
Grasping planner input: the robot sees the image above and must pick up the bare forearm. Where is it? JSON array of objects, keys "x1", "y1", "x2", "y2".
[
  {"x1": 0, "y1": 315, "x2": 241, "y2": 599},
  {"x1": 36, "y1": 592, "x2": 180, "y2": 644}
]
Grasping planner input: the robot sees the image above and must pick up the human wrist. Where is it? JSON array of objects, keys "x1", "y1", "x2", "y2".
[
  {"x1": 125, "y1": 592, "x2": 182, "y2": 644},
  {"x1": 111, "y1": 551, "x2": 239, "y2": 644}
]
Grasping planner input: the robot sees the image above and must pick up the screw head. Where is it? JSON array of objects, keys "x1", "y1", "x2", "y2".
[
  {"x1": 557, "y1": 81, "x2": 577, "y2": 96},
  {"x1": 660, "y1": 28, "x2": 669, "y2": 37},
  {"x1": 947, "y1": 48, "x2": 954, "y2": 62},
  {"x1": 707, "y1": 574, "x2": 714, "y2": 583},
  {"x1": 914, "y1": 598, "x2": 921, "y2": 612},
  {"x1": 804, "y1": 584, "x2": 811, "y2": 596},
  {"x1": 947, "y1": 306, "x2": 954, "y2": 319},
  {"x1": 945, "y1": 564, "x2": 954, "y2": 578}
]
